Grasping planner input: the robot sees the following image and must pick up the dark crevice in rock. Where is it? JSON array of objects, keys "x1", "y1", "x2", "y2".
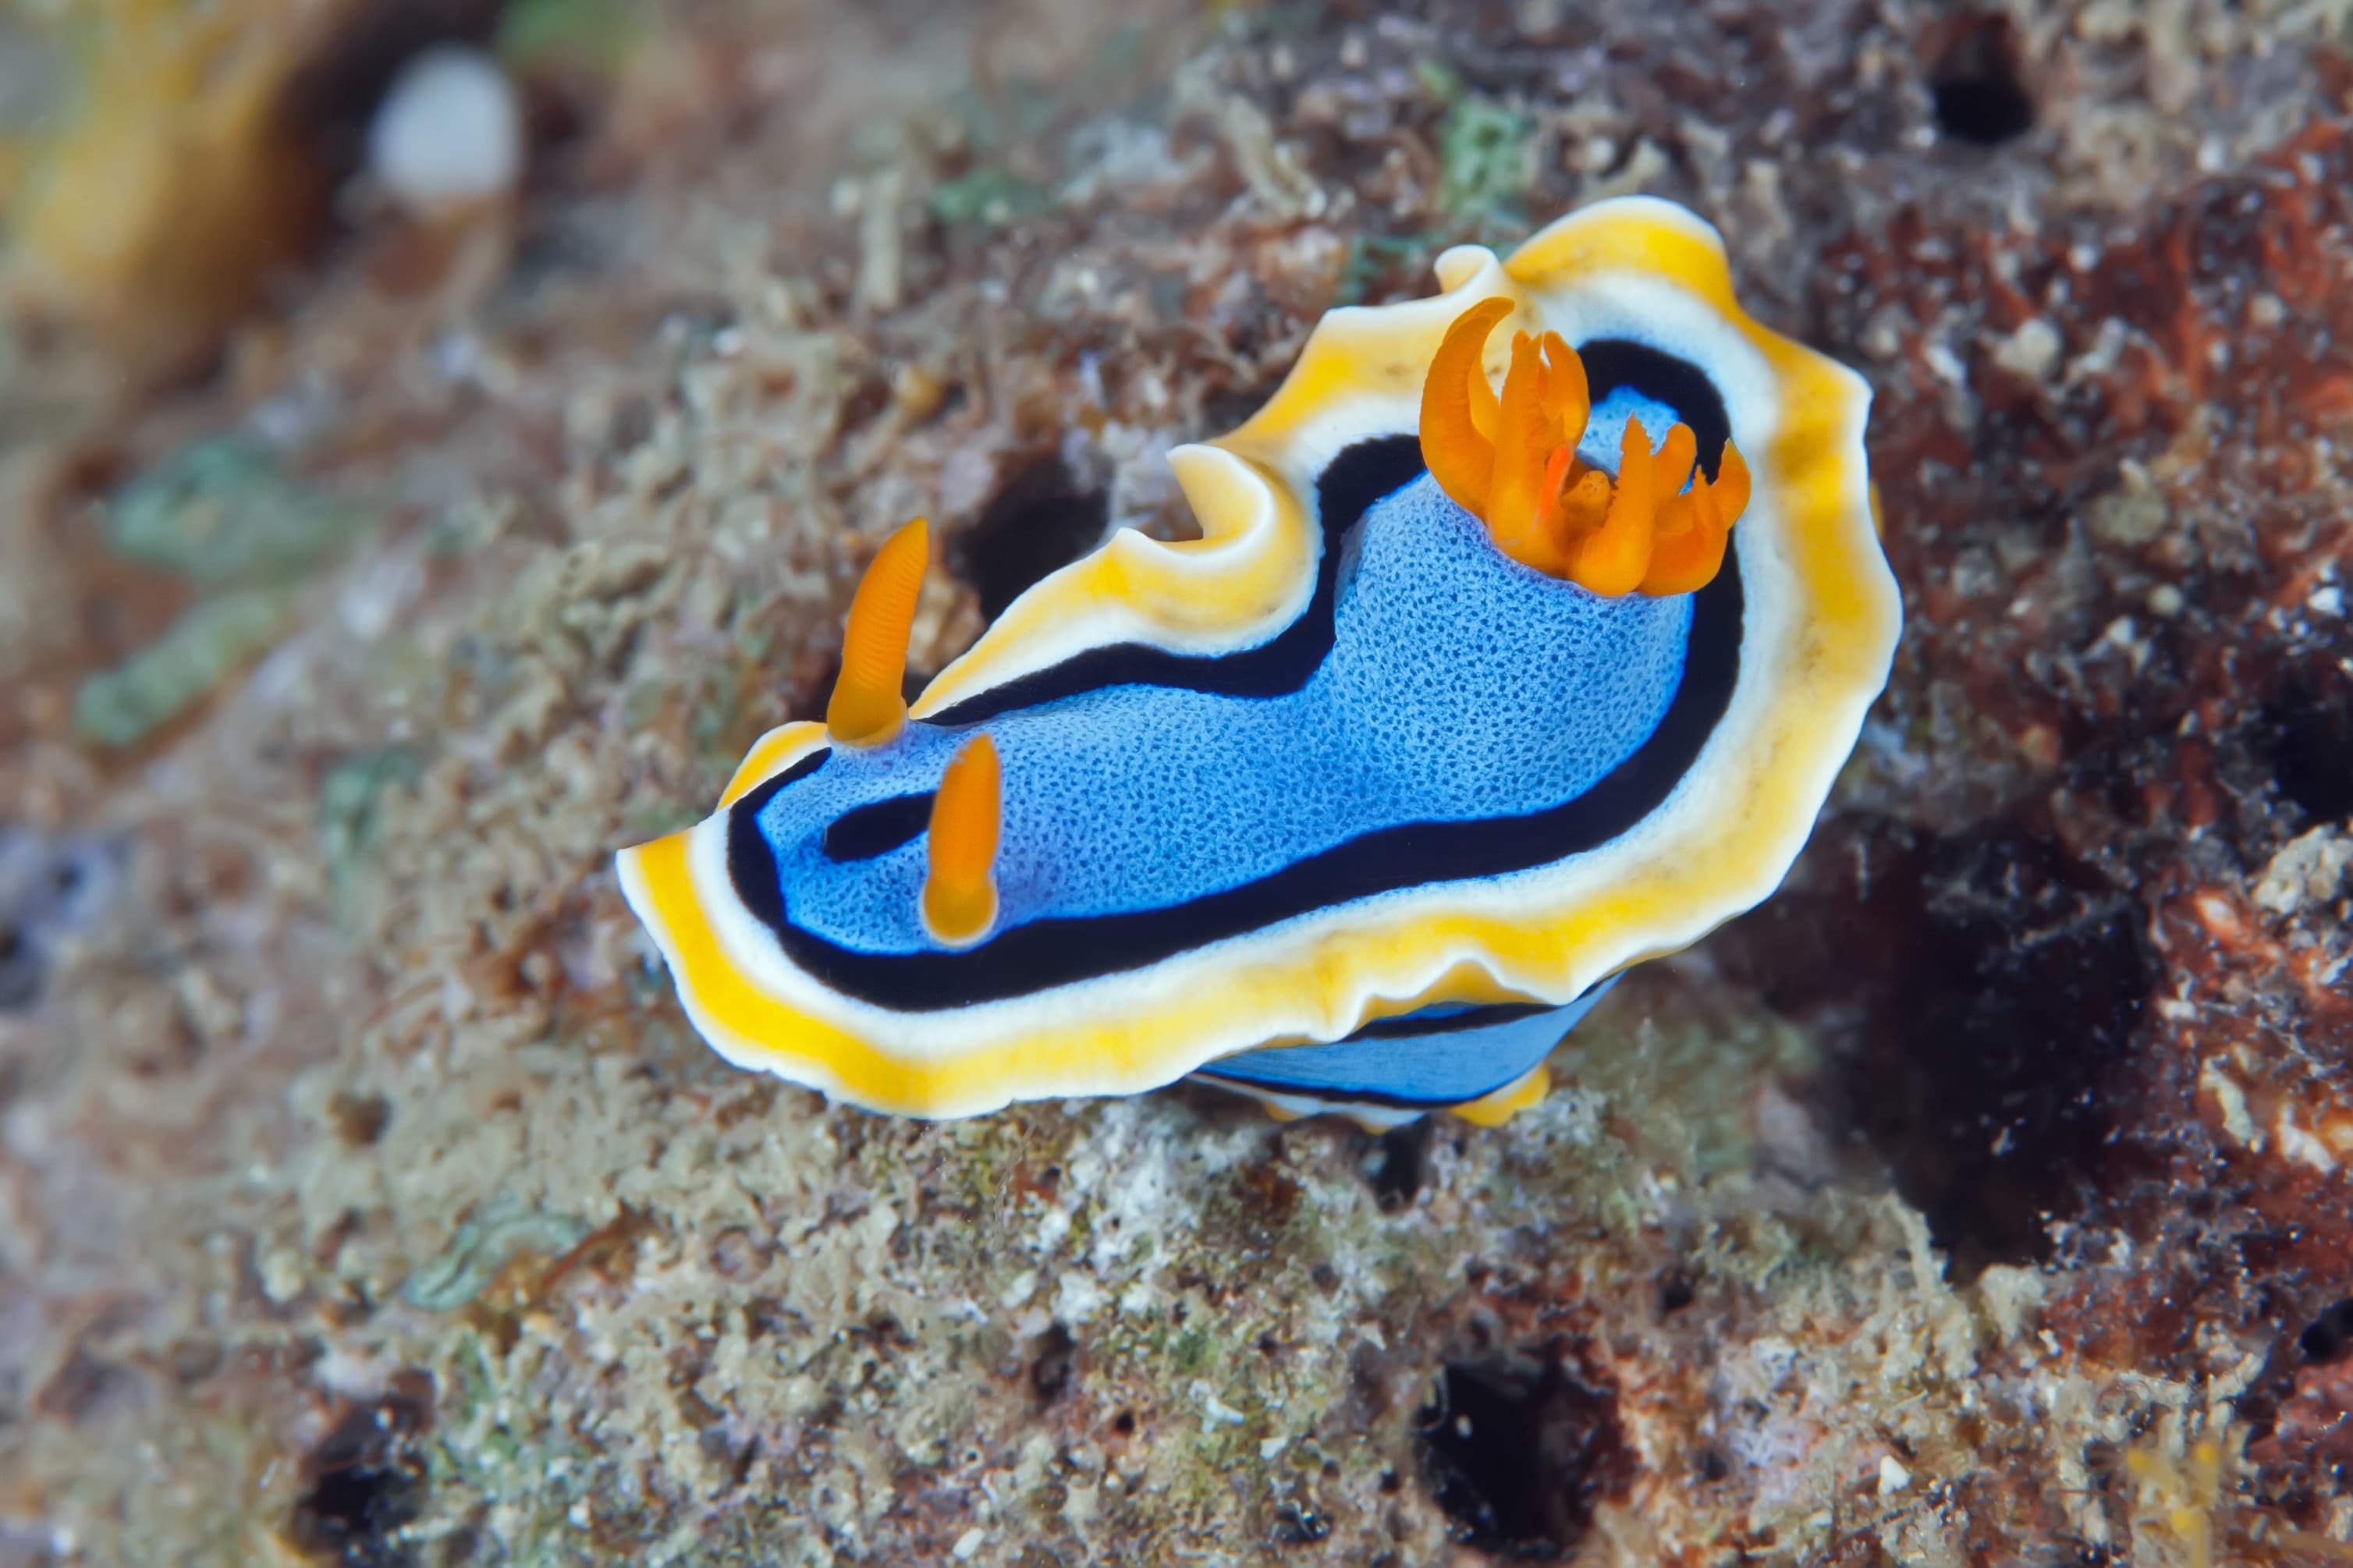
[
  {"x1": 289, "y1": 1375, "x2": 435, "y2": 1568},
  {"x1": 951, "y1": 454, "x2": 1110, "y2": 621},
  {"x1": 0, "y1": 826, "x2": 125, "y2": 1013},
  {"x1": 1030, "y1": 1322, "x2": 1077, "y2": 1406},
  {"x1": 1719, "y1": 817, "x2": 2158, "y2": 1279},
  {"x1": 1365, "y1": 1119, "x2": 1434, "y2": 1213},
  {"x1": 1929, "y1": 14, "x2": 2033, "y2": 147},
  {"x1": 2259, "y1": 675, "x2": 2353, "y2": 827},
  {"x1": 1269, "y1": 1501, "x2": 1331, "y2": 1546},
  {"x1": 0, "y1": 921, "x2": 38, "y2": 1011},
  {"x1": 1416, "y1": 1343, "x2": 1633, "y2": 1556},
  {"x1": 2301, "y1": 1300, "x2": 2353, "y2": 1365}
]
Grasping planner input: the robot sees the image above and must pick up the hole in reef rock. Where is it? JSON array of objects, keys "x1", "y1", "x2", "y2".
[
  {"x1": 327, "y1": 1090, "x2": 393, "y2": 1148},
  {"x1": 1270, "y1": 1500, "x2": 1332, "y2": 1545},
  {"x1": 289, "y1": 1374, "x2": 434, "y2": 1568},
  {"x1": 1417, "y1": 1343, "x2": 1634, "y2": 1555},
  {"x1": 1364, "y1": 1119, "x2": 1434, "y2": 1212},
  {"x1": 2259, "y1": 675, "x2": 2353, "y2": 826},
  {"x1": 1030, "y1": 1322, "x2": 1078, "y2": 1405},
  {"x1": 1928, "y1": 14, "x2": 2033, "y2": 147},
  {"x1": 1715, "y1": 816, "x2": 2157, "y2": 1280},
  {"x1": 951, "y1": 454, "x2": 1110, "y2": 621},
  {"x1": 0, "y1": 923, "x2": 40, "y2": 1011},
  {"x1": 2302, "y1": 1300, "x2": 2353, "y2": 1364}
]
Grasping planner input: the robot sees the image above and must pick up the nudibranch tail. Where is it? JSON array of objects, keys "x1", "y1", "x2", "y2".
[
  {"x1": 825, "y1": 517, "x2": 928, "y2": 746},
  {"x1": 921, "y1": 732, "x2": 1002, "y2": 947},
  {"x1": 1417, "y1": 300, "x2": 1752, "y2": 599}
]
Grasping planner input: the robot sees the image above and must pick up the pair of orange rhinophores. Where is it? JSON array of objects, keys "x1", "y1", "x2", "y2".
[
  {"x1": 826, "y1": 303, "x2": 1748, "y2": 948},
  {"x1": 820, "y1": 517, "x2": 1000, "y2": 948}
]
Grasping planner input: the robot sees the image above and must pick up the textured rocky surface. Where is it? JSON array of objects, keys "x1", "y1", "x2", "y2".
[{"x1": 2, "y1": 1, "x2": 2351, "y2": 1563}]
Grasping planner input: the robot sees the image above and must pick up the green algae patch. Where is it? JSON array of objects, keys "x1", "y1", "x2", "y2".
[
  {"x1": 1437, "y1": 94, "x2": 1532, "y2": 228},
  {"x1": 105, "y1": 436, "x2": 367, "y2": 587},
  {"x1": 73, "y1": 437, "x2": 377, "y2": 747},
  {"x1": 318, "y1": 747, "x2": 421, "y2": 893},
  {"x1": 72, "y1": 585, "x2": 293, "y2": 746},
  {"x1": 498, "y1": 0, "x2": 640, "y2": 73},
  {"x1": 403, "y1": 1197, "x2": 596, "y2": 1312},
  {"x1": 929, "y1": 168, "x2": 1054, "y2": 228}
]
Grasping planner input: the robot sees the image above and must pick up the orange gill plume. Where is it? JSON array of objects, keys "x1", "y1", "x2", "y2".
[
  {"x1": 1418, "y1": 302, "x2": 1748, "y2": 597},
  {"x1": 826, "y1": 517, "x2": 929, "y2": 745},
  {"x1": 923, "y1": 733, "x2": 1002, "y2": 946}
]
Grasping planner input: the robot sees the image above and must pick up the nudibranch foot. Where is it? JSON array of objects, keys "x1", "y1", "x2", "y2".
[
  {"x1": 1191, "y1": 981, "x2": 1612, "y2": 1132},
  {"x1": 1452, "y1": 1066, "x2": 1553, "y2": 1129},
  {"x1": 615, "y1": 195, "x2": 1900, "y2": 1123}
]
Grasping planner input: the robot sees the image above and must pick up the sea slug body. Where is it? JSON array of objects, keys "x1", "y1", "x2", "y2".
[{"x1": 616, "y1": 195, "x2": 1900, "y2": 1124}]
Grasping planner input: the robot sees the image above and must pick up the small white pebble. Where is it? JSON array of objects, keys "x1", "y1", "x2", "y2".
[
  {"x1": 2278, "y1": 1108, "x2": 2339, "y2": 1173},
  {"x1": 952, "y1": 1528, "x2": 987, "y2": 1560},
  {"x1": 1879, "y1": 1456, "x2": 1913, "y2": 1495},
  {"x1": 1199, "y1": 1390, "x2": 1247, "y2": 1427},
  {"x1": 260, "y1": 1248, "x2": 305, "y2": 1304},
  {"x1": 1922, "y1": 337, "x2": 1968, "y2": 387},
  {"x1": 2254, "y1": 827, "x2": 2353, "y2": 917},
  {"x1": 369, "y1": 45, "x2": 523, "y2": 217},
  {"x1": 2146, "y1": 583, "x2": 2184, "y2": 617},
  {"x1": 1993, "y1": 318, "x2": 2062, "y2": 381},
  {"x1": 2311, "y1": 585, "x2": 2344, "y2": 618}
]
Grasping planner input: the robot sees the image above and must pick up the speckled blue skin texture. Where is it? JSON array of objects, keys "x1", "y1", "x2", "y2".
[{"x1": 754, "y1": 463, "x2": 1696, "y2": 960}]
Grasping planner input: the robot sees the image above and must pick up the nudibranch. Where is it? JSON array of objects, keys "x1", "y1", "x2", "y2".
[{"x1": 616, "y1": 196, "x2": 1899, "y2": 1126}]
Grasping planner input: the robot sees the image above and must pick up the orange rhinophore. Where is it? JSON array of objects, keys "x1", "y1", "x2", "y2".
[
  {"x1": 922, "y1": 732, "x2": 1002, "y2": 946},
  {"x1": 1418, "y1": 302, "x2": 1749, "y2": 597},
  {"x1": 825, "y1": 518, "x2": 929, "y2": 745},
  {"x1": 1418, "y1": 296, "x2": 1514, "y2": 513}
]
